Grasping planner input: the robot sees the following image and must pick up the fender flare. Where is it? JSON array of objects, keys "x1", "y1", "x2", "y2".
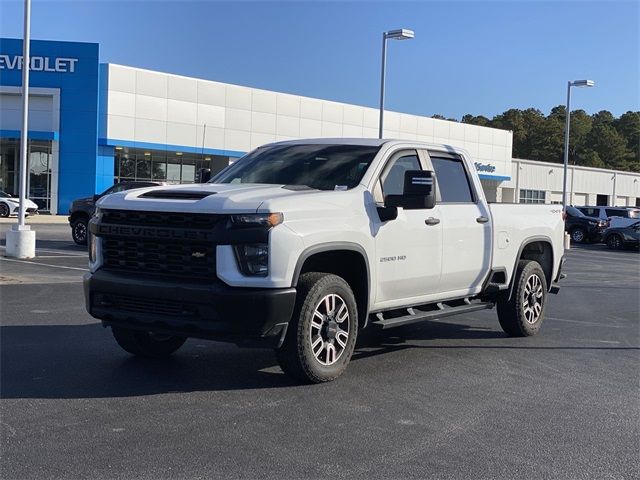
[
  {"x1": 507, "y1": 235, "x2": 554, "y2": 301},
  {"x1": 291, "y1": 242, "x2": 372, "y2": 326},
  {"x1": 291, "y1": 242, "x2": 370, "y2": 287}
]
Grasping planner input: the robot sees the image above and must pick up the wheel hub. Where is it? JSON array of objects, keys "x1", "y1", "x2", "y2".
[{"x1": 323, "y1": 320, "x2": 338, "y2": 341}]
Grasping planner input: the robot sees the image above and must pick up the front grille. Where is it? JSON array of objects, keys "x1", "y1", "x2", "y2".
[
  {"x1": 99, "y1": 209, "x2": 220, "y2": 281},
  {"x1": 102, "y1": 209, "x2": 220, "y2": 228},
  {"x1": 95, "y1": 293, "x2": 196, "y2": 317}
]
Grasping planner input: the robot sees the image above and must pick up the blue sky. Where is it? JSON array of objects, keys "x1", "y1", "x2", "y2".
[{"x1": 1, "y1": 0, "x2": 638, "y2": 119}]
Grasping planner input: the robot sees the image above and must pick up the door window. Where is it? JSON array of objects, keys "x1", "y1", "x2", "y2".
[
  {"x1": 430, "y1": 156, "x2": 474, "y2": 203},
  {"x1": 381, "y1": 154, "x2": 421, "y2": 197}
]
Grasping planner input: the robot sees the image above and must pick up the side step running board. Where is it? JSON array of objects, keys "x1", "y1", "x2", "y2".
[{"x1": 371, "y1": 302, "x2": 494, "y2": 330}]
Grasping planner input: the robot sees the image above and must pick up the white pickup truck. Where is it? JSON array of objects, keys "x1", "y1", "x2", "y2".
[{"x1": 85, "y1": 139, "x2": 565, "y2": 383}]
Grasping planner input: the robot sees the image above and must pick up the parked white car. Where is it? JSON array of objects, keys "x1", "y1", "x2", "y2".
[
  {"x1": 84, "y1": 139, "x2": 565, "y2": 383},
  {"x1": 0, "y1": 191, "x2": 38, "y2": 217},
  {"x1": 576, "y1": 206, "x2": 640, "y2": 228}
]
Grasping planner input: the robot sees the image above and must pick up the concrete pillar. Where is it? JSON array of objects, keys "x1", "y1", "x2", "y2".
[{"x1": 5, "y1": 225, "x2": 36, "y2": 259}]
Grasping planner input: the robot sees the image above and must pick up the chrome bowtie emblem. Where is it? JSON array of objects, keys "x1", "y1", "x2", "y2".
[{"x1": 191, "y1": 251, "x2": 206, "y2": 258}]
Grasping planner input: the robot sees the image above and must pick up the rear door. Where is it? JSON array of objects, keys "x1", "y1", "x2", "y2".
[{"x1": 430, "y1": 153, "x2": 491, "y2": 294}]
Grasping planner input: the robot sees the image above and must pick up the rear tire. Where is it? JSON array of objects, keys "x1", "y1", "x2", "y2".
[
  {"x1": 71, "y1": 218, "x2": 88, "y2": 245},
  {"x1": 606, "y1": 234, "x2": 623, "y2": 250},
  {"x1": 111, "y1": 327, "x2": 186, "y2": 358},
  {"x1": 570, "y1": 227, "x2": 587, "y2": 243},
  {"x1": 275, "y1": 273, "x2": 358, "y2": 383},
  {"x1": 497, "y1": 260, "x2": 548, "y2": 337}
]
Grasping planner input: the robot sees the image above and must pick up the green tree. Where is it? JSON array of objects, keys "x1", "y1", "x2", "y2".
[
  {"x1": 461, "y1": 114, "x2": 491, "y2": 127},
  {"x1": 586, "y1": 122, "x2": 632, "y2": 170},
  {"x1": 614, "y1": 111, "x2": 640, "y2": 170}
]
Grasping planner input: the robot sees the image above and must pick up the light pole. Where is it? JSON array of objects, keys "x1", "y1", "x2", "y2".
[
  {"x1": 379, "y1": 28, "x2": 414, "y2": 139},
  {"x1": 7, "y1": 0, "x2": 36, "y2": 258},
  {"x1": 562, "y1": 79, "x2": 594, "y2": 211}
]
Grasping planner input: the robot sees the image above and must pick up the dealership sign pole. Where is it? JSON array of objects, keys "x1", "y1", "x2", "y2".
[{"x1": 7, "y1": 0, "x2": 36, "y2": 258}]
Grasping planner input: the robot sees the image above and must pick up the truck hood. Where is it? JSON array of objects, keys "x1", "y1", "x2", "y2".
[{"x1": 96, "y1": 183, "x2": 323, "y2": 214}]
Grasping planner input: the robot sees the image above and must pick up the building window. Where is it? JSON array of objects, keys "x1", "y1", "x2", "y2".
[
  {"x1": 519, "y1": 189, "x2": 546, "y2": 204},
  {"x1": 114, "y1": 147, "x2": 232, "y2": 185},
  {"x1": 0, "y1": 138, "x2": 53, "y2": 212},
  {"x1": 596, "y1": 194, "x2": 609, "y2": 206}
]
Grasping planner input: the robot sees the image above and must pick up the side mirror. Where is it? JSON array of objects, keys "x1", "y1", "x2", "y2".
[
  {"x1": 376, "y1": 205, "x2": 398, "y2": 222},
  {"x1": 385, "y1": 170, "x2": 436, "y2": 210}
]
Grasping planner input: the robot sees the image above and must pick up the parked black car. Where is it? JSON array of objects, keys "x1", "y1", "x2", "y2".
[
  {"x1": 68, "y1": 181, "x2": 161, "y2": 245},
  {"x1": 565, "y1": 206, "x2": 608, "y2": 243},
  {"x1": 602, "y1": 221, "x2": 640, "y2": 250}
]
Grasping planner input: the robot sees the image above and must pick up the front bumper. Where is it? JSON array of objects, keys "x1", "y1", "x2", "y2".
[{"x1": 84, "y1": 270, "x2": 297, "y2": 347}]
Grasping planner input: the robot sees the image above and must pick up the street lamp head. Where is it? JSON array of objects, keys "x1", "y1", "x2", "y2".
[
  {"x1": 571, "y1": 79, "x2": 595, "y2": 88},
  {"x1": 385, "y1": 28, "x2": 415, "y2": 40}
]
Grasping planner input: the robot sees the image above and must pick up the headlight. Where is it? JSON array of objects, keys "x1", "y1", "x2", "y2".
[
  {"x1": 92, "y1": 206, "x2": 103, "y2": 221},
  {"x1": 234, "y1": 243, "x2": 269, "y2": 276},
  {"x1": 230, "y1": 212, "x2": 283, "y2": 227},
  {"x1": 588, "y1": 221, "x2": 597, "y2": 226},
  {"x1": 88, "y1": 231, "x2": 97, "y2": 263}
]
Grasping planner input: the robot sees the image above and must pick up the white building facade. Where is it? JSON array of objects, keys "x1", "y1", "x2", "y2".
[
  {"x1": 500, "y1": 159, "x2": 640, "y2": 207},
  {"x1": 99, "y1": 63, "x2": 512, "y2": 189}
]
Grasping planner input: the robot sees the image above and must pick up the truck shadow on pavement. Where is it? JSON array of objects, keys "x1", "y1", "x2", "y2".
[{"x1": 1, "y1": 320, "x2": 635, "y2": 399}]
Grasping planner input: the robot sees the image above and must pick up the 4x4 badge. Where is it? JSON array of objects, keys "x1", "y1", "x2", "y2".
[{"x1": 191, "y1": 251, "x2": 206, "y2": 258}]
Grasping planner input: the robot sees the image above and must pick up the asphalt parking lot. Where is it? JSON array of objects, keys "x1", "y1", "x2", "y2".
[{"x1": 1, "y1": 222, "x2": 638, "y2": 480}]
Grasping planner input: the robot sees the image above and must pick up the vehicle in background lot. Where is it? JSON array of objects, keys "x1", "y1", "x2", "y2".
[
  {"x1": 84, "y1": 139, "x2": 565, "y2": 383},
  {"x1": 564, "y1": 206, "x2": 608, "y2": 243},
  {"x1": 576, "y1": 206, "x2": 640, "y2": 229},
  {"x1": 602, "y1": 221, "x2": 640, "y2": 250},
  {"x1": 68, "y1": 181, "x2": 161, "y2": 245},
  {"x1": 0, "y1": 191, "x2": 38, "y2": 217}
]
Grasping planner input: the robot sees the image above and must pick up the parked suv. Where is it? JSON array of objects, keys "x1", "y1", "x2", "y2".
[
  {"x1": 565, "y1": 206, "x2": 608, "y2": 243},
  {"x1": 576, "y1": 206, "x2": 640, "y2": 228},
  {"x1": 68, "y1": 181, "x2": 161, "y2": 245}
]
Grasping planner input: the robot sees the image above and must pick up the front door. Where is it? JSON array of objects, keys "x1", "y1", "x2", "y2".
[{"x1": 372, "y1": 150, "x2": 443, "y2": 306}]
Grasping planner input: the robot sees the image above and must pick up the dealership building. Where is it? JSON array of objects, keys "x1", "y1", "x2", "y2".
[{"x1": 1, "y1": 38, "x2": 638, "y2": 214}]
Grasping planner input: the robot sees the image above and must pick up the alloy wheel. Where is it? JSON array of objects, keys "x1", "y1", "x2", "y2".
[
  {"x1": 522, "y1": 274, "x2": 544, "y2": 324},
  {"x1": 608, "y1": 235, "x2": 622, "y2": 249},
  {"x1": 309, "y1": 293, "x2": 350, "y2": 366},
  {"x1": 571, "y1": 229, "x2": 585, "y2": 243},
  {"x1": 74, "y1": 222, "x2": 87, "y2": 242}
]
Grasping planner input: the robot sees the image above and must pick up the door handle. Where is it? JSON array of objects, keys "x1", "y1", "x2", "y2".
[
  {"x1": 476, "y1": 216, "x2": 489, "y2": 224},
  {"x1": 425, "y1": 217, "x2": 440, "y2": 226}
]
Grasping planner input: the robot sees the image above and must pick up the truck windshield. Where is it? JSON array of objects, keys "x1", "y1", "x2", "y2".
[{"x1": 212, "y1": 144, "x2": 380, "y2": 190}]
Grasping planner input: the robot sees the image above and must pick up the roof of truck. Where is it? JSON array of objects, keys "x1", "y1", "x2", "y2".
[{"x1": 268, "y1": 138, "x2": 391, "y2": 147}]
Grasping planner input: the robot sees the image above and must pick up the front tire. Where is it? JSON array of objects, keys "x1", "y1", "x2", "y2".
[
  {"x1": 0, "y1": 203, "x2": 9, "y2": 217},
  {"x1": 71, "y1": 218, "x2": 88, "y2": 245},
  {"x1": 497, "y1": 260, "x2": 548, "y2": 337},
  {"x1": 111, "y1": 327, "x2": 186, "y2": 358},
  {"x1": 276, "y1": 273, "x2": 358, "y2": 383},
  {"x1": 570, "y1": 227, "x2": 587, "y2": 243},
  {"x1": 606, "y1": 234, "x2": 623, "y2": 250}
]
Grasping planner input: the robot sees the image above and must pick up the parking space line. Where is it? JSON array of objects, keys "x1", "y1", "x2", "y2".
[
  {"x1": 0, "y1": 246, "x2": 87, "y2": 257},
  {"x1": 0, "y1": 257, "x2": 89, "y2": 272}
]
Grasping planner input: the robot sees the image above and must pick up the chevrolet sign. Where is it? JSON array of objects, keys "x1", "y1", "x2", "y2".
[
  {"x1": 96, "y1": 224, "x2": 214, "y2": 242},
  {"x1": 0, "y1": 55, "x2": 78, "y2": 73}
]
